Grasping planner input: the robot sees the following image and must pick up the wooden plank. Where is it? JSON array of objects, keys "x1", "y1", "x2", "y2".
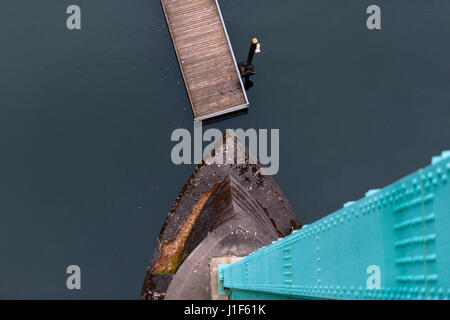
[{"x1": 161, "y1": 0, "x2": 248, "y2": 120}]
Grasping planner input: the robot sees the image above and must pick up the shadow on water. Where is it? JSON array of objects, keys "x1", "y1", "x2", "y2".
[
  {"x1": 244, "y1": 76, "x2": 254, "y2": 91},
  {"x1": 201, "y1": 108, "x2": 248, "y2": 127}
]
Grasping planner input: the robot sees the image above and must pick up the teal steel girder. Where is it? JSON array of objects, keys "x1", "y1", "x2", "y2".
[{"x1": 219, "y1": 151, "x2": 450, "y2": 300}]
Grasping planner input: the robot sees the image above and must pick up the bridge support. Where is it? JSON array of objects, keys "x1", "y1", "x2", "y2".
[{"x1": 219, "y1": 151, "x2": 450, "y2": 300}]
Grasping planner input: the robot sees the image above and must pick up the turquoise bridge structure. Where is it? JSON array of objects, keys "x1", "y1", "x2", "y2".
[{"x1": 218, "y1": 151, "x2": 450, "y2": 300}]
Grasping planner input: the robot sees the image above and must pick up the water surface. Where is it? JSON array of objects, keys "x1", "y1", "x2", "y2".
[{"x1": 0, "y1": 0, "x2": 449, "y2": 298}]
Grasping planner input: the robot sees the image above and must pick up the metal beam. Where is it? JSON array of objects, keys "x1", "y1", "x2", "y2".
[{"x1": 219, "y1": 151, "x2": 450, "y2": 300}]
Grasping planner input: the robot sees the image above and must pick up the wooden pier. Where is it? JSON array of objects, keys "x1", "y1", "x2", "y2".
[{"x1": 161, "y1": 0, "x2": 249, "y2": 121}]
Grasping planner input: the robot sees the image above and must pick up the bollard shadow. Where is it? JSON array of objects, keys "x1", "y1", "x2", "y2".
[{"x1": 244, "y1": 76, "x2": 254, "y2": 91}]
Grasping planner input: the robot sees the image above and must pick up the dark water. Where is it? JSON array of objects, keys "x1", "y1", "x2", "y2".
[{"x1": 0, "y1": 0, "x2": 449, "y2": 298}]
